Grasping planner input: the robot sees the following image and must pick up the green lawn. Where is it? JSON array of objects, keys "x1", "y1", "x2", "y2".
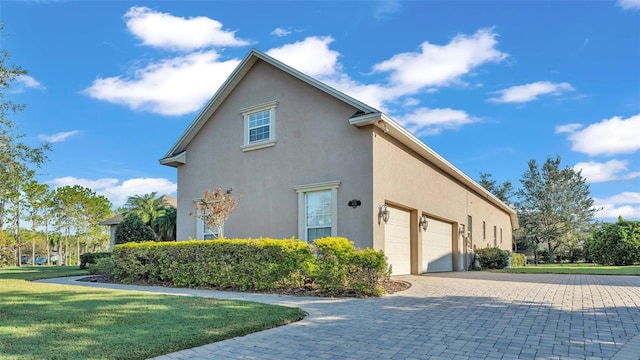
[
  {"x1": 497, "y1": 263, "x2": 640, "y2": 275},
  {"x1": 0, "y1": 266, "x2": 305, "y2": 360}
]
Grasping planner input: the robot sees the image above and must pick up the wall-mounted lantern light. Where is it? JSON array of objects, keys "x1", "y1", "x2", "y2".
[
  {"x1": 378, "y1": 204, "x2": 390, "y2": 224},
  {"x1": 419, "y1": 215, "x2": 429, "y2": 231},
  {"x1": 459, "y1": 224, "x2": 465, "y2": 237}
]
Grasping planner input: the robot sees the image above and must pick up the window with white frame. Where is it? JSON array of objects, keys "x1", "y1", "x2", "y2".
[
  {"x1": 293, "y1": 181, "x2": 340, "y2": 242},
  {"x1": 241, "y1": 101, "x2": 278, "y2": 151},
  {"x1": 195, "y1": 208, "x2": 222, "y2": 239}
]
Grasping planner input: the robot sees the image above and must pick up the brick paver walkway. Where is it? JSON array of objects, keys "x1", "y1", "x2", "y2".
[{"x1": 39, "y1": 272, "x2": 640, "y2": 359}]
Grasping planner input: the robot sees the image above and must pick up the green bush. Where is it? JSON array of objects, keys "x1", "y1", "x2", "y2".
[
  {"x1": 111, "y1": 237, "x2": 388, "y2": 297},
  {"x1": 79, "y1": 252, "x2": 112, "y2": 269},
  {"x1": 585, "y1": 217, "x2": 640, "y2": 266},
  {"x1": 115, "y1": 214, "x2": 157, "y2": 245},
  {"x1": 112, "y1": 238, "x2": 314, "y2": 290},
  {"x1": 510, "y1": 252, "x2": 526, "y2": 268},
  {"x1": 312, "y1": 237, "x2": 386, "y2": 297},
  {"x1": 475, "y1": 247, "x2": 509, "y2": 269},
  {"x1": 0, "y1": 246, "x2": 16, "y2": 267},
  {"x1": 88, "y1": 256, "x2": 115, "y2": 280}
]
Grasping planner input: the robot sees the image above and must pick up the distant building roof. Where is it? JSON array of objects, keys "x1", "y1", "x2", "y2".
[{"x1": 100, "y1": 214, "x2": 123, "y2": 226}]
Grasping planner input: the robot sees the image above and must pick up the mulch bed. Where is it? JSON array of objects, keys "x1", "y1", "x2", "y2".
[{"x1": 77, "y1": 275, "x2": 411, "y2": 298}]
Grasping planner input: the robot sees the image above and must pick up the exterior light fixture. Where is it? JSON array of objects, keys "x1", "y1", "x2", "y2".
[
  {"x1": 378, "y1": 204, "x2": 390, "y2": 224},
  {"x1": 419, "y1": 215, "x2": 429, "y2": 231},
  {"x1": 459, "y1": 224, "x2": 465, "y2": 236}
]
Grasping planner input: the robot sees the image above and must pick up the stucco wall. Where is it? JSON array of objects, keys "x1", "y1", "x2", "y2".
[
  {"x1": 175, "y1": 60, "x2": 374, "y2": 246},
  {"x1": 371, "y1": 128, "x2": 514, "y2": 272}
]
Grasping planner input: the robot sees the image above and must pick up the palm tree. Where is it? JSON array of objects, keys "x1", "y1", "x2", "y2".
[
  {"x1": 123, "y1": 193, "x2": 175, "y2": 239},
  {"x1": 123, "y1": 192, "x2": 165, "y2": 227},
  {"x1": 154, "y1": 207, "x2": 176, "y2": 241}
]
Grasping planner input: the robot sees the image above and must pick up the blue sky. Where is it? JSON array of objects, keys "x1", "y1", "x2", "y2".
[{"x1": 2, "y1": 0, "x2": 639, "y2": 220}]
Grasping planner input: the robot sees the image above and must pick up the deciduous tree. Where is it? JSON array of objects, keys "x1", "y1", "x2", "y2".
[
  {"x1": 517, "y1": 156, "x2": 599, "y2": 263},
  {"x1": 191, "y1": 188, "x2": 240, "y2": 238}
]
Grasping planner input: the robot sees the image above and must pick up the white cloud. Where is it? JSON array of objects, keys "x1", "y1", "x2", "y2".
[
  {"x1": 49, "y1": 177, "x2": 177, "y2": 207},
  {"x1": 271, "y1": 27, "x2": 292, "y2": 37},
  {"x1": 372, "y1": 28, "x2": 507, "y2": 92},
  {"x1": 573, "y1": 159, "x2": 640, "y2": 182},
  {"x1": 618, "y1": 0, "x2": 640, "y2": 10},
  {"x1": 488, "y1": 81, "x2": 574, "y2": 103},
  {"x1": 594, "y1": 192, "x2": 640, "y2": 220},
  {"x1": 565, "y1": 113, "x2": 640, "y2": 156},
  {"x1": 38, "y1": 130, "x2": 80, "y2": 143},
  {"x1": 267, "y1": 36, "x2": 341, "y2": 78},
  {"x1": 84, "y1": 51, "x2": 240, "y2": 115},
  {"x1": 124, "y1": 6, "x2": 249, "y2": 51},
  {"x1": 394, "y1": 107, "x2": 478, "y2": 135},
  {"x1": 11, "y1": 75, "x2": 45, "y2": 93},
  {"x1": 555, "y1": 123, "x2": 583, "y2": 134}
]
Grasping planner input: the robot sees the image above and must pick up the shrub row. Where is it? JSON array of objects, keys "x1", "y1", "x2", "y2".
[
  {"x1": 79, "y1": 252, "x2": 112, "y2": 269},
  {"x1": 111, "y1": 237, "x2": 388, "y2": 297}
]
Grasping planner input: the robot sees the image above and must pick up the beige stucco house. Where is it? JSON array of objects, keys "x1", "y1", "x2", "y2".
[{"x1": 160, "y1": 49, "x2": 518, "y2": 274}]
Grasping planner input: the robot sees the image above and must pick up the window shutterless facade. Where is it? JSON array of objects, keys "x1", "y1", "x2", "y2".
[{"x1": 241, "y1": 101, "x2": 278, "y2": 151}]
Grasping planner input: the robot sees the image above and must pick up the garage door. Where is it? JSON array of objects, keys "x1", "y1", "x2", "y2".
[
  {"x1": 384, "y1": 206, "x2": 411, "y2": 275},
  {"x1": 422, "y1": 217, "x2": 453, "y2": 273}
]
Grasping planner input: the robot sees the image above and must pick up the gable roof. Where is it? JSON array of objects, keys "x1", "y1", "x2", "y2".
[
  {"x1": 160, "y1": 49, "x2": 518, "y2": 229},
  {"x1": 160, "y1": 48, "x2": 379, "y2": 165}
]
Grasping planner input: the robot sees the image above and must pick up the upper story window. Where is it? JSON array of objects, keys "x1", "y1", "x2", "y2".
[{"x1": 241, "y1": 101, "x2": 278, "y2": 152}]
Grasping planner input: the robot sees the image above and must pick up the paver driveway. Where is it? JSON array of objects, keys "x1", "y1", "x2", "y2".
[{"x1": 40, "y1": 272, "x2": 640, "y2": 359}]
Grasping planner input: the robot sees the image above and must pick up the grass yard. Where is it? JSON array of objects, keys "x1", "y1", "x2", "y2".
[
  {"x1": 0, "y1": 266, "x2": 305, "y2": 360},
  {"x1": 498, "y1": 263, "x2": 640, "y2": 275}
]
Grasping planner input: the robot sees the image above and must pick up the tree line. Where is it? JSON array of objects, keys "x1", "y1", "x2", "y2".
[{"x1": 478, "y1": 156, "x2": 639, "y2": 265}]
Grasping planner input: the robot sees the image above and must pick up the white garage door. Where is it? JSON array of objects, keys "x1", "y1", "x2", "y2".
[
  {"x1": 384, "y1": 206, "x2": 411, "y2": 275},
  {"x1": 422, "y1": 217, "x2": 453, "y2": 273}
]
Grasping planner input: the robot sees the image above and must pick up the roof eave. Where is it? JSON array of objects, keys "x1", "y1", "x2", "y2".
[{"x1": 351, "y1": 113, "x2": 519, "y2": 230}]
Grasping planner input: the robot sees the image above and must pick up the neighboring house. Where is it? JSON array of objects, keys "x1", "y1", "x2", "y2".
[
  {"x1": 160, "y1": 49, "x2": 518, "y2": 274},
  {"x1": 100, "y1": 214, "x2": 123, "y2": 251},
  {"x1": 100, "y1": 195, "x2": 177, "y2": 250}
]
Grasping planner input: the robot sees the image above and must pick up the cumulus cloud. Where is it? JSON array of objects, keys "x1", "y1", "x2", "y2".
[
  {"x1": 488, "y1": 81, "x2": 574, "y2": 103},
  {"x1": 563, "y1": 113, "x2": 640, "y2": 156},
  {"x1": 394, "y1": 107, "x2": 478, "y2": 135},
  {"x1": 124, "y1": 6, "x2": 249, "y2": 51},
  {"x1": 618, "y1": 0, "x2": 640, "y2": 10},
  {"x1": 594, "y1": 192, "x2": 640, "y2": 220},
  {"x1": 271, "y1": 27, "x2": 292, "y2": 37},
  {"x1": 49, "y1": 176, "x2": 177, "y2": 207},
  {"x1": 267, "y1": 36, "x2": 342, "y2": 78},
  {"x1": 265, "y1": 29, "x2": 505, "y2": 117},
  {"x1": 84, "y1": 51, "x2": 240, "y2": 115},
  {"x1": 11, "y1": 75, "x2": 45, "y2": 93},
  {"x1": 573, "y1": 159, "x2": 640, "y2": 183},
  {"x1": 372, "y1": 28, "x2": 507, "y2": 92},
  {"x1": 38, "y1": 130, "x2": 80, "y2": 143}
]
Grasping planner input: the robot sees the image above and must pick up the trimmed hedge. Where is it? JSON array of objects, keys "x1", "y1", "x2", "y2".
[
  {"x1": 510, "y1": 252, "x2": 526, "y2": 268},
  {"x1": 111, "y1": 237, "x2": 388, "y2": 297},
  {"x1": 475, "y1": 247, "x2": 509, "y2": 269},
  {"x1": 313, "y1": 237, "x2": 386, "y2": 297},
  {"x1": 79, "y1": 252, "x2": 112, "y2": 269}
]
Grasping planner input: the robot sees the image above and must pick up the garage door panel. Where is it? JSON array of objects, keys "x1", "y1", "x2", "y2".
[
  {"x1": 422, "y1": 218, "x2": 453, "y2": 273},
  {"x1": 384, "y1": 206, "x2": 411, "y2": 275}
]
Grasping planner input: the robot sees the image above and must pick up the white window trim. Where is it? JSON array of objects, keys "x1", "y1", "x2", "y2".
[
  {"x1": 194, "y1": 203, "x2": 223, "y2": 239},
  {"x1": 240, "y1": 100, "x2": 278, "y2": 152},
  {"x1": 293, "y1": 180, "x2": 340, "y2": 242}
]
